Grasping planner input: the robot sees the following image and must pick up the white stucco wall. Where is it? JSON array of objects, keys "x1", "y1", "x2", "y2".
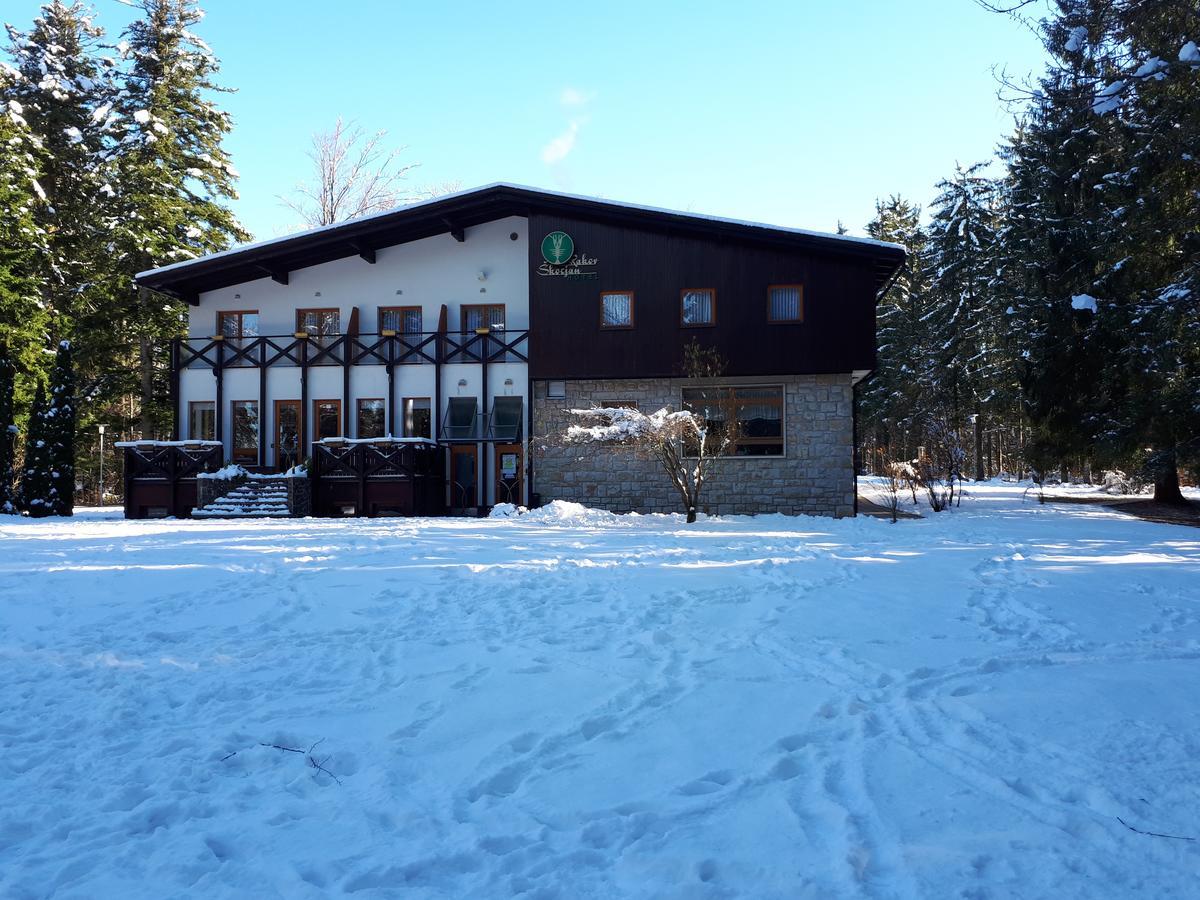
[{"x1": 178, "y1": 216, "x2": 530, "y2": 491}]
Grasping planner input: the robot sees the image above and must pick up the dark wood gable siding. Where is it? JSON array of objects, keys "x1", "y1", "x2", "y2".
[{"x1": 528, "y1": 213, "x2": 879, "y2": 380}]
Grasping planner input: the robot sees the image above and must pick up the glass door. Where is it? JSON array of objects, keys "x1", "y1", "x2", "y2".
[
  {"x1": 450, "y1": 445, "x2": 478, "y2": 511},
  {"x1": 274, "y1": 400, "x2": 301, "y2": 471}
]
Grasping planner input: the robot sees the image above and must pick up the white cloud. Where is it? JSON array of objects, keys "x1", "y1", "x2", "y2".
[
  {"x1": 559, "y1": 87, "x2": 595, "y2": 108},
  {"x1": 541, "y1": 120, "x2": 581, "y2": 165}
]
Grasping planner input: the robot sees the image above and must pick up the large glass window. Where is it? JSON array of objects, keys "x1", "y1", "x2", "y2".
[
  {"x1": 218, "y1": 311, "x2": 259, "y2": 338},
  {"x1": 296, "y1": 308, "x2": 341, "y2": 336},
  {"x1": 600, "y1": 292, "x2": 634, "y2": 329},
  {"x1": 680, "y1": 289, "x2": 715, "y2": 327},
  {"x1": 189, "y1": 401, "x2": 215, "y2": 441},
  {"x1": 768, "y1": 285, "x2": 803, "y2": 323},
  {"x1": 313, "y1": 399, "x2": 341, "y2": 440},
  {"x1": 357, "y1": 398, "x2": 385, "y2": 438},
  {"x1": 681, "y1": 386, "x2": 784, "y2": 457},
  {"x1": 404, "y1": 397, "x2": 432, "y2": 439},
  {"x1": 461, "y1": 304, "x2": 505, "y2": 332},
  {"x1": 231, "y1": 400, "x2": 259, "y2": 463},
  {"x1": 379, "y1": 306, "x2": 422, "y2": 335}
]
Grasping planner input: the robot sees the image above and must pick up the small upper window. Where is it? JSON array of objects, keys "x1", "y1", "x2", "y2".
[
  {"x1": 297, "y1": 308, "x2": 340, "y2": 336},
  {"x1": 380, "y1": 306, "x2": 422, "y2": 335},
  {"x1": 601, "y1": 292, "x2": 635, "y2": 329},
  {"x1": 768, "y1": 285, "x2": 803, "y2": 323},
  {"x1": 218, "y1": 311, "x2": 258, "y2": 338},
  {"x1": 681, "y1": 289, "x2": 715, "y2": 327}
]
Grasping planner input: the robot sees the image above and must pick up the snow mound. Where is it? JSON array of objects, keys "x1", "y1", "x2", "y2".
[
  {"x1": 519, "y1": 500, "x2": 634, "y2": 526},
  {"x1": 487, "y1": 502, "x2": 527, "y2": 518}
]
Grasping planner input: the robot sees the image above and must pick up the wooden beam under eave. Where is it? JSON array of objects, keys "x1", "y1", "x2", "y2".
[
  {"x1": 351, "y1": 242, "x2": 376, "y2": 264},
  {"x1": 256, "y1": 264, "x2": 288, "y2": 285},
  {"x1": 443, "y1": 218, "x2": 465, "y2": 242}
]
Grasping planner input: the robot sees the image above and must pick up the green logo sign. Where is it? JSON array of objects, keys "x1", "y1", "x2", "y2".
[{"x1": 541, "y1": 231, "x2": 574, "y2": 265}]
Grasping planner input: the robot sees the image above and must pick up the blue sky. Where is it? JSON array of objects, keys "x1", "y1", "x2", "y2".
[{"x1": 11, "y1": 1, "x2": 1051, "y2": 241}]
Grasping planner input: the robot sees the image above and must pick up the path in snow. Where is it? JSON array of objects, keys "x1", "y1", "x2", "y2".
[{"x1": 0, "y1": 483, "x2": 1198, "y2": 898}]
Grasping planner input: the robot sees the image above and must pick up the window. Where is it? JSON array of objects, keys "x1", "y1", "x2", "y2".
[
  {"x1": 768, "y1": 285, "x2": 804, "y2": 323},
  {"x1": 379, "y1": 306, "x2": 422, "y2": 335},
  {"x1": 681, "y1": 386, "x2": 784, "y2": 457},
  {"x1": 296, "y1": 308, "x2": 340, "y2": 336},
  {"x1": 313, "y1": 399, "x2": 341, "y2": 440},
  {"x1": 600, "y1": 400, "x2": 639, "y2": 410},
  {"x1": 189, "y1": 401, "x2": 215, "y2": 441},
  {"x1": 601, "y1": 292, "x2": 634, "y2": 329},
  {"x1": 461, "y1": 304, "x2": 505, "y2": 333},
  {"x1": 403, "y1": 397, "x2": 432, "y2": 439},
  {"x1": 547, "y1": 381, "x2": 566, "y2": 400},
  {"x1": 218, "y1": 310, "x2": 259, "y2": 338},
  {"x1": 231, "y1": 400, "x2": 259, "y2": 463},
  {"x1": 680, "y1": 289, "x2": 715, "y2": 327},
  {"x1": 357, "y1": 398, "x2": 385, "y2": 439}
]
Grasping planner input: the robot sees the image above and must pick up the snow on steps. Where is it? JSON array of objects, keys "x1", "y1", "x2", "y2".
[{"x1": 192, "y1": 478, "x2": 295, "y2": 518}]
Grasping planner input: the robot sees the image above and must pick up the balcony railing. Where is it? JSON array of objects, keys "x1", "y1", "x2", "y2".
[{"x1": 178, "y1": 329, "x2": 529, "y2": 370}]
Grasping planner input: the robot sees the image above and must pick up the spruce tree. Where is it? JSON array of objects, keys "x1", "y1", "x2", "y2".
[
  {"x1": 860, "y1": 196, "x2": 932, "y2": 463},
  {"x1": 45, "y1": 340, "x2": 76, "y2": 515},
  {"x1": 924, "y1": 163, "x2": 1003, "y2": 479},
  {"x1": 0, "y1": 343, "x2": 16, "y2": 514},
  {"x1": 20, "y1": 380, "x2": 54, "y2": 517},
  {"x1": 107, "y1": 0, "x2": 247, "y2": 435}
]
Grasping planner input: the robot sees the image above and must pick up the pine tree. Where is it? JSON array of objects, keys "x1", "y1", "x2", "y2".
[
  {"x1": 0, "y1": 342, "x2": 16, "y2": 514},
  {"x1": 924, "y1": 162, "x2": 1003, "y2": 479},
  {"x1": 107, "y1": 0, "x2": 247, "y2": 435},
  {"x1": 1088, "y1": 0, "x2": 1200, "y2": 501},
  {"x1": 860, "y1": 196, "x2": 932, "y2": 463},
  {"x1": 3, "y1": 2, "x2": 117, "y2": 336},
  {"x1": 0, "y1": 72, "x2": 50, "y2": 393},
  {"x1": 44, "y1": 339, "x2": 76, "y2": 515},
  {"x1": 20, "y1": 380, "x2": 53, "y2": 516},
  {"x1": 992, "y1": 3, "x2": 1122, "y2": 482}
]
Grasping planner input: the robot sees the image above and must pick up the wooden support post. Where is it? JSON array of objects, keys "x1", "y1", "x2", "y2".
[
  {"x1": 170, "y1": 338, "x2": 181, "y2": 441},
  {"x1": 258, "y1": 341, "x2": 267, "y2": 468},
  {"x1": 214, "y1": 341, "x2": 225, "y2": 448},
  {"x1": 299, "y1": 339, "x2": 309, "y2": 461},
  {"x1": 480, "y1": 345, "x2": 488, "y2": 509},
  {"x1": 386, "y1": 336, "x2": 396, "y2": 439}
]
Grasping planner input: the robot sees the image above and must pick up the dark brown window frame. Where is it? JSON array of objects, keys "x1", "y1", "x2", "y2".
[
  {"x1": 216, "y1": 309, "x2": 259, "y2": 338},
  {"x1": 680, "y1": 384, "x2": 786, "y2": 458},
  {"x1": 188, "y1": 400, "x2": 215, "y2": 441},
  {"x1": 402, "y1": 396, "x2": 433, "y2": 439},
  {"x1": 295, "y1": 307, "x2": 342, "y2": 336},
  {"x1": 460, "y1": 303, "x2": 506, "y2": 333},
  {"x1": 312, "y1": 398, "x2": 342, "y2": 440},
  {"x1": 378, "y1": 305, "x2": 423, "y2": 334},
  {"x1": 679, "y1": 288, "x2": 716, "y2": 327},
  {"x1": 230, "y1": 399, "x2": 259, "y2": 463},
  {"x1": 767, "y1": 284, "x2": 804, "y2": 323},
  {"x1": 600, "y1": 291, "x2": 636, "y2": 330},
  {"x1": 356, "y1": 397, "x2": 386, "y2": 439}
]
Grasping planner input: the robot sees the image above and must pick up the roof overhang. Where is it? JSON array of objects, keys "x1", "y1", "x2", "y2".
[{"x1": 136, "y1": 183, "x2": 906, "y2": 302}]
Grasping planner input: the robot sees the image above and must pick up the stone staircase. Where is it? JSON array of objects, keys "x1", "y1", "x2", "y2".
[{"x1": 192, "y1": 477, "x2": 294, "y2": 518}]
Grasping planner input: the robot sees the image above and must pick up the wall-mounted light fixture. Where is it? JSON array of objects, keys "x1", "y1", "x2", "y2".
[
  {"x1": 504, "y1": 377, "x2": 514, "y2": 395},
  {"x1": 314, "y1": 291, "x2": 322, "y2": 297},
  {"x1": 233, "y1": 293, "x2": 241, "y2": 299},
  {"x1": 477, "y1": 270, "x2": 488, "y2": 282}
]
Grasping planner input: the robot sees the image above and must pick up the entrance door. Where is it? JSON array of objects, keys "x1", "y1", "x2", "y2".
[
  {"x1": 450, "y1": 445, "x2": 478, "y2": 511},
  {"x1": 494, "y1": 443, "x2": 523, "y2": 506},
  {"x1": 274, "y1": 400, "x2": 301, "y2": 471}
]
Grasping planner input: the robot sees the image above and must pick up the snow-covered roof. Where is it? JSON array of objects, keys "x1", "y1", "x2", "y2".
[
  {"x1": 134, "y1": 183, "x2": 906, "y2": 301},
  {"x1": 136, "y1": 182, "x2": 902, "y2": 282}
]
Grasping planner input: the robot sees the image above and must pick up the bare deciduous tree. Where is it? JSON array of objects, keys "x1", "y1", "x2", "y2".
[
  {"x1": 279, "y1": 117, "x2": 418, "y2": 226},
  {"x1": 564, "y1": 405, "x2": 731, "y2": 524}
]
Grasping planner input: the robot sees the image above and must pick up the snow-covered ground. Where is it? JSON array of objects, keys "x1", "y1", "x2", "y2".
[{"x1": 1, "y1": 484, "x2": 1198, "y2": 898}]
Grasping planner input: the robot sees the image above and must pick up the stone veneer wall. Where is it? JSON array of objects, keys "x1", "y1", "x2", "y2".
[{"x1": 531, "y1": 374, "x2": 856, "y2": 518}]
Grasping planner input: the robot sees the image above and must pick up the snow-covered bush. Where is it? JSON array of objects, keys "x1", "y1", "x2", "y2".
[{"x1": 563, "y1": 405, "x2": 731, "y2": 524}]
